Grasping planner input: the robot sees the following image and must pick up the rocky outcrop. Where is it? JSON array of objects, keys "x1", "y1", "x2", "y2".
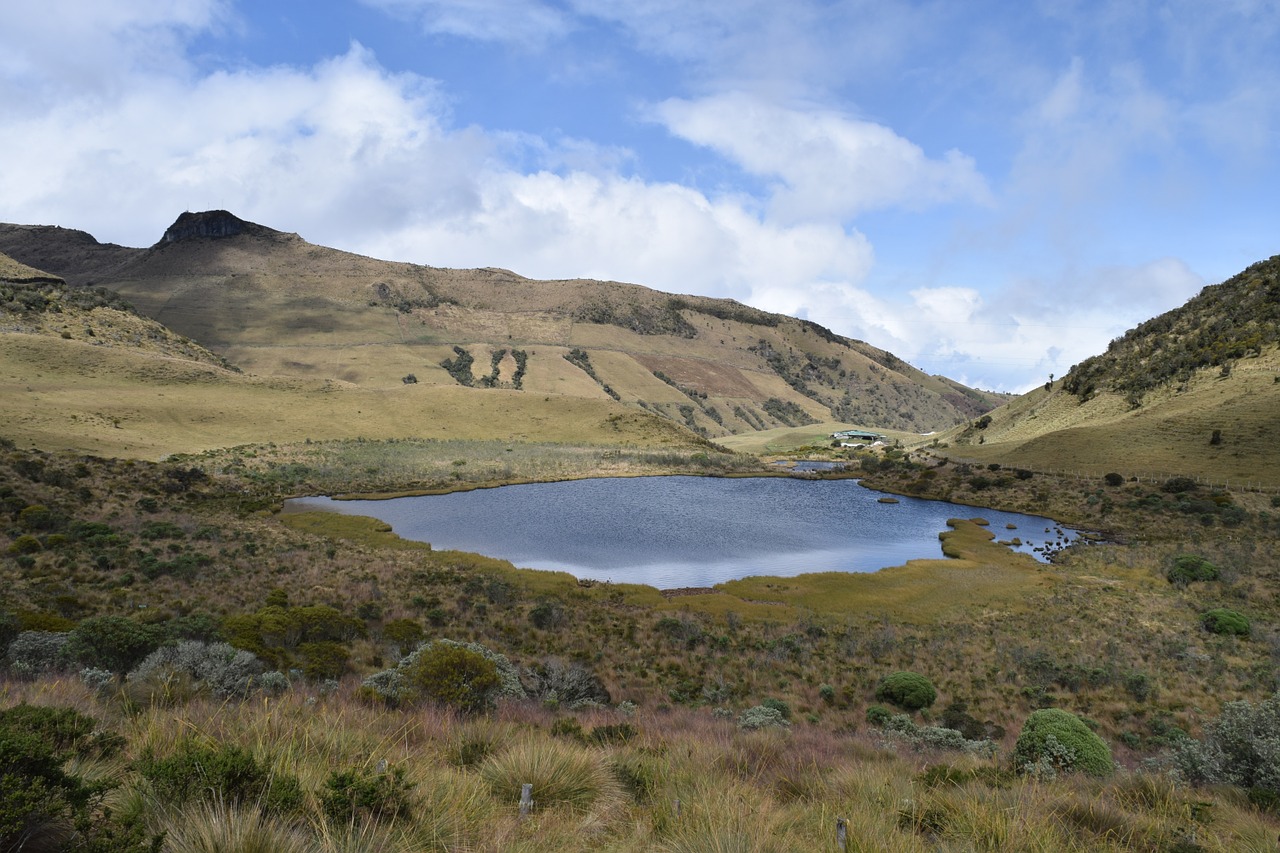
[{"x1": 161, "y1": 210, "x2": 249, "y2": 242}]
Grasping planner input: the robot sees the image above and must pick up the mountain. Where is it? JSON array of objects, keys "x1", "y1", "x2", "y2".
[
  {"x1": 936, "y1": 255, "x2": 1280, "y2": 486},
  {"x1": 0, "y1": 211, "x2": 1005, "y2": 440}
]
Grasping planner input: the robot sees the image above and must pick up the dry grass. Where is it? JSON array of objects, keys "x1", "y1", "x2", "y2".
[{"x1": 934, "y1": 347, "x2": 1280, "y2": 488}]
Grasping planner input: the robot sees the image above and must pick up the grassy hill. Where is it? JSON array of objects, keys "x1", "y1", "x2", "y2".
[
  {"x1": 925, "y1": 256, "x2": 1280, "y2": 488},
  {"x1": 0, "y1": 277, "x2": 715, "y2": 463},
  {"x1": 0, "y1": 211, "x2": 1004, "y2": 442}
]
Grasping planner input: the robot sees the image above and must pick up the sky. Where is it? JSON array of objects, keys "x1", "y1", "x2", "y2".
[{"x1": 2, "y1": 1, "x2": 1278, "y2": 392}]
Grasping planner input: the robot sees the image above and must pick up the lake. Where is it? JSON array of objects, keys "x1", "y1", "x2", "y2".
[{"x1": 286, "y1": 476, "x2": 1077, "y2": 589}]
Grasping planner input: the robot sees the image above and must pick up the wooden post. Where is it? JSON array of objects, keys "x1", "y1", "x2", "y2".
[
  {"x1": 519, "y1": 783, "x2": 532, "y2": 819},
  {"x1": 836, "y1": 817, "x2": 848, "y2": 850}
]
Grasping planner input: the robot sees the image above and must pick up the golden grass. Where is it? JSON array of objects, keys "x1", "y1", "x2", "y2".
[
  {"x1": 933, "y1": 347, "x2": 1280, "y2": 488},
  {"x1": 0, "y1": 331, "x2": 702, "y2": 459}
]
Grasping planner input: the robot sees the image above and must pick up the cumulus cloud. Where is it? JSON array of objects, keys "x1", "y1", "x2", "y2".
[{"x1": 653, "y1": 93, "x2": 990, "y2": 222}]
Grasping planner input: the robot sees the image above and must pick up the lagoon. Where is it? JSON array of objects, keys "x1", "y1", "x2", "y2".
[{"x1": 286, "y1": 476, "x2": 1076, "y2": 589}]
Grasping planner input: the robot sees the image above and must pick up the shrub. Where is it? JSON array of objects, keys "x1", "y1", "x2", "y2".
[
  {"x1": 1166, "y1": 554, "x2": 1220, "y2": 585},
  {"x1": 875, "y1": 671, "x2": 937, "y2": 712},
  {"x1": 401, "y1": 643, "x2": 501, "y2": 714},
  {"x1": 363, "y1": 639, "x2": 526, "y2": 707},
  {"x1": 8, "y1": 534, "x2": 42, "y2": 555},
  {"x1": 1202, "y1": 608, "x2": 1250, "y2": 636},
  {"x1": 137, "y1": 740, "x2": 302, "y2": 814},
  {"x1": 522, "y1": 659, "x2": 611, "y2": 707},
  {"x1": 381, "y1": 618, "x2": 424, "y2": 656},
  {"x1": 1013, "y1": 709, "x2": 1113, "y2": 777},
  {"x1": 7, "y1": 630, "x2": 71, "y2": 677},
  {"x1": 529, "y1": 600, "x2": 565, "y2": 630},
  {"x1": 1173, "y1": 692, "x2": 1280, "y2": 793},
  {"x1": 320, "y1": 766, "x2": 414, "y2": 824},
  {"x1": 866, "y1": 704, "x2": 893, "y2": 726},
  {"x1": 760, "y1": 697, "x2": 792, "y2": 720},
  {"x1": 0, "y1": 706, "x2": 149, "y2": 851},
  {"x1": 737, "y1": 705, "x2": 791, "y2": 730},
  {"x1": 65, "y1": 615, "x2": 165, "y2": 674},
  {"x1": 1104, "y1": 472, "x2": 1125, "y2": 487},
  {"x1": 1162, "y1": 477, "x2": 1199, "y2": 494},
  {"x1": 129, "y1": 640, "x2": 265, "y2": 697}
]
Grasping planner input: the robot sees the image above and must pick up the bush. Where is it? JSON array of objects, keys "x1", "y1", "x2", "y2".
[
  {"x1": 362, "y1": 639, "x2": 526, "y2": 708},
  {"x1": 1162, "y1": 477, "x2": 1199, "y2": 494},
  {"x1": 522, "y1": 659, "x2": 611, "y2": 707},
  {"x1": 137, "y1": 740, "x2": 302, "y2": 814},
  {"x1": 1013, "y1": 709, "x2": 1113, "y2": 777},
  {"x1": 866, "y1": 704, "x2": 892, "y2": 726},
  {"x1": 1202, "y1": 608, "x2": 1251, "y2": 636},
  {"x1": 320, "y1": 766, "x2": 414, "y2": 824},
  {"x1": 7, "y1": 630, "x2": 70, "y2": 677},
  {"x1": 737, "y1": 705, "x2": 791, "y2": 730},
  {"x1": 401, "y1": 643, "x2": 501, "y2": 714},
  {"x1": 875, "y1": 671, "x2": 937, "y2": 712},
  {"x1": 1173, "y1": 692, "x2": 1280, "y2": 793},
  {"x1": 1166, "y1": 554, "x2": 1220, "y2": 585},
  {"x1": 1104, "y1": 472, "x2": 1125, "y2": 487},
  {"x1": 129, "y1": 640, "x2": 266, "y2": 697},
  {"x1": 0, "y1": 706, "x2": 150, "y2": 851},
  {"x1": 65, "y1": 616, "x2": 165, "y2": 674}
]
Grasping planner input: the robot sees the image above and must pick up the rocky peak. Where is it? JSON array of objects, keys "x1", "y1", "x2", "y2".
[{"x1": 161, "y1": 210, "x2": 250, "y2": 243}]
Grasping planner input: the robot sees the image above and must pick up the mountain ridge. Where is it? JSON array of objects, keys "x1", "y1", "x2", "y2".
[{"x1": 0, "y1": 211, "x2": 1006, "y2": 438}]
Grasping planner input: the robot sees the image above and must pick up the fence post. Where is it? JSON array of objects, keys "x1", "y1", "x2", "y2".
[
  {"x1": 519, "y1": 783, "x2": 533, "y2": 819},
  {"x1": 836, "y1": 817, "x2": 848, "y2": 850}
]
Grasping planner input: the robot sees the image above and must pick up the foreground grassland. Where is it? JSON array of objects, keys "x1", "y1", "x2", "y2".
[{"x1": 2, "y1": 443, "x2": 1279, "y2": 850}]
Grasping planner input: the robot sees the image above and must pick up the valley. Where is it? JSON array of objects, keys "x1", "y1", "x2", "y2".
[{"x1": 1, "y1": 219, "x2": 1278, "y2": 851}]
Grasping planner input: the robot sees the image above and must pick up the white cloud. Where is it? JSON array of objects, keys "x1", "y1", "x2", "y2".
[
  {"x1": 0, "y1": 0, "x2": 229, "y2": 108},
  {"x1": 653, "y1": 93, "x2": 990, "y2": 222},
  {"x1": 359, "y1": 0, "x2": 570, "y2": 45},
  {"x1": 361, "y1": 170, "x2": 875, "y2": 303}
]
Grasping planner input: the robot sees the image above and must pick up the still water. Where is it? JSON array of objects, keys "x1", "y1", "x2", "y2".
[{"x1": 286, "y1": 476, "x2": 1076, "y2": 589}]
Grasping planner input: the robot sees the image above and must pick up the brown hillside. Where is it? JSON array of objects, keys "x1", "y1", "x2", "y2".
[
  {"x1": 0, "y1": 211, "x2": 1003, "y2": 439},
  {"x1": 928, "y1": 252, "x2": 1280, "y2": 487}
]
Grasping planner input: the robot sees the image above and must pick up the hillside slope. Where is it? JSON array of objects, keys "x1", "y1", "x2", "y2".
[
  {"x1": 0, "y1": 277, "x2": 693, "y2": 459},
  {"x1": 934, "y1": 255, "x2": 1280, "y2": 486},
  {"x1": 0, "y1": 211, "x2": 1004, "y2": 439}
]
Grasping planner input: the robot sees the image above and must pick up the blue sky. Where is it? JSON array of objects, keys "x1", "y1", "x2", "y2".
[{"x1": 2, "y1": 1, "x2": 1278, "y2": 392}]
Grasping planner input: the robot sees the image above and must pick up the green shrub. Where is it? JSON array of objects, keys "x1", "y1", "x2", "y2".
[
  {"x1": 1166, "y1": 554, "x2": 1220, "y2": 585},
  {"x1": 137, "y1": 740, "x2": 302, "y2": 813},
  {"x1": 0, "y1": 706, "x2": 152, "y2": 852},
  {"x1": 381, "y1": 618, "x2": 424, "y2": 655},
  {"x1": 866, "y1": 704, "x2": 892, "y2": 726},
  {"x1": 589, "y1": 722, "x2": 638, "y2": 746},
  {"x1": 760, "y1": 697, "x2": 792, "y2": 721},
  {"x1": 402, "y1": 643, "x2": 501, "y2": 714},
  {"x1": 8, "y1": 534, "x2": 42, "y2": 555},
  {"x1": 1202, "y1": 608, "x2": 1251, "y2": 636},
  {"x1": 1013, "y1": 709, "x2": 1113, "y2": 777},
  {"x1": 65, "y1": 616, "x2": 166, "y2": 674},
  {"x1": 320, "y1": 766, "x2": 414, "y2": 824},
  {"x1": 1104, "y1": 472, "x2": 1125, "y2": 487},
  {"x1": 875, "y1": 671, "x2": 937, "y2": 712}
]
